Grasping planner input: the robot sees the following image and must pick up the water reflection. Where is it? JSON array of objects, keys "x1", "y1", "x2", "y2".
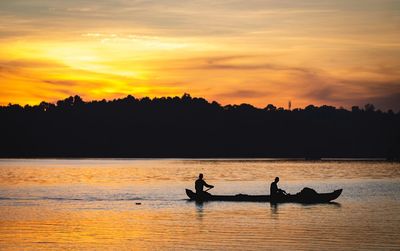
[
  {"x1": 269, "y1": 201, "x2": 342, "y2": 218},
  {"x1": 327, "y1": 202, "x2": 341, "y2": 208},
  {"x1": 270, "y1": 203, "x2": 279, "y2": 217},
  {"x1": 195, "y1": 201, "x2": 204, "y2": 221},
  {"x1": 0, "y1": 159, "x2": 399, "y2": 250}
]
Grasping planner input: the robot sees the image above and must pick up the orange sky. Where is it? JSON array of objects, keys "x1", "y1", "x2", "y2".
[{"x1": 0, "y1": 1, "x2": 399, "y2": 110}]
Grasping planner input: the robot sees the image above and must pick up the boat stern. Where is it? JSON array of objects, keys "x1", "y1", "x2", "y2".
[{"x1": 185, "y1": 189, "x2": 196, "y2": 200}]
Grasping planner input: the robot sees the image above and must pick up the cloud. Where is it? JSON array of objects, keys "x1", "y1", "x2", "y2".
[
  {"x1": 0, "y1": 59, "x2": 62, "y2": 69},
  {"x1": 300, "y1": 76, "x2": 400, "y2": 110},
  {"x1": 1, "y1": 0, "x2": 397, "y2": 40},
  {"x1": 43, "y1": 79, "x2": 91, "y2": 86},
  {"x1": 162, "y1": 54, "x2": 314, "y2": 74},
  {"x1": 214, "y1": 89, "x2": 270, "y2": 99},
  {"x1": 337, "y1": 79, "x2": 400, "y2": 110},
  {"x1": 367, "y1": 92, "x2": 400, "y2": 112},
  {"x1": 0, "y1": 59, "x2": 66, "y2": 81},
  {"x1": 0, "y1": 0, "x2": 399, "y2": 111}
]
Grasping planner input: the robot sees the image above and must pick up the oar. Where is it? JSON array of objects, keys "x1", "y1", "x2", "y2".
[{"x1": 205, "y1": 186, "x2": 214, "y2": 192}]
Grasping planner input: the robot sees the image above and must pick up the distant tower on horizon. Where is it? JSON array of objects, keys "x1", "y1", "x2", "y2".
[{"x1": 288, "y1": 100, "x2": 292, "y2": 110}]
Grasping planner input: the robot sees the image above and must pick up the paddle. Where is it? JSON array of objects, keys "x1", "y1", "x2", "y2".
[{"x1": 205, "y1": 186, "x2": 214, "y2": 192}]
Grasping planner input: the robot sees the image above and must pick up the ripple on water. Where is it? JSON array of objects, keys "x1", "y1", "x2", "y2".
[{"x1": 0, "y1": 159, "x2": 399, "y2": 250}]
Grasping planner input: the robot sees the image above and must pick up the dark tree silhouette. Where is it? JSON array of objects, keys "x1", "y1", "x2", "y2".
[
  {"x1": 364, "y1": 103, "x2": 376, "y2": 112},
  {"x1": 264, "y1": 104, "x2": 277, "y2": 112},
  {"x1": 0, "y1": 94, "x2": 399, "y2": 159}
]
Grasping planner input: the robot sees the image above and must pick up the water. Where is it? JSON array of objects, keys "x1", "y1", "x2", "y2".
[{"x1": 0, "y1": 159, "x2": 399, "y2": 250}]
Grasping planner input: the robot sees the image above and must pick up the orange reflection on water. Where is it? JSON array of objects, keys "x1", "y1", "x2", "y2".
[
  {"x1": 1, "y1": 200, "x2": 399, "y2": 250},
  {"x1": 1, "y1": 159, "x2": 399, "y2": 186},
  {"x1": 0, "y1": 205, "x2": 163, "y2": 249},
  {"x1": 0, "y1": 159, "x2": 400, "y2": 250}
]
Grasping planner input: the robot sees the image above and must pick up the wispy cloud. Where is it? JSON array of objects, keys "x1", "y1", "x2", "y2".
[{"x1": 0, "y1": 0, "x2": 399, "y2": 110}]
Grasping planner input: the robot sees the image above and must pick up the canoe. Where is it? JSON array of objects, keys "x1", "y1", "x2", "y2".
[{"x1": 185, "y1": 188, "x2": 342, "y2": 203}]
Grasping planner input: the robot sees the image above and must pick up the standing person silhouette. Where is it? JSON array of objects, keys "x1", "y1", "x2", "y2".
[
  {"x1": 195, "y1": 173, "x2": 214, "y2": 196},
  {"x1": 270, "y1": 177, "x2": 287, "y2": 199}
]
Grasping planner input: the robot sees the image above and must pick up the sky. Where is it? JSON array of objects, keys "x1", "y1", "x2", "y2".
[{"x1": 0, "y1": 0, "x2": 399, "y2": 110}]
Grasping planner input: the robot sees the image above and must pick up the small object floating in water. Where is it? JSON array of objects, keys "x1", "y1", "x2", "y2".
[{"x1": 135, "y1": 202, "x2": 142, "y2": 205}]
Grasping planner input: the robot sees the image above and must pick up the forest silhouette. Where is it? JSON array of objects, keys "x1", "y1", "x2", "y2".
[{"x1": 1, "y1": 94, "x2": 399, "y2": 159}]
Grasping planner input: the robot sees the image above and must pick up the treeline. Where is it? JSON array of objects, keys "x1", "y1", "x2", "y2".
[{"x1": 1, "y1": 94, "x2": 399, "y2": 159}]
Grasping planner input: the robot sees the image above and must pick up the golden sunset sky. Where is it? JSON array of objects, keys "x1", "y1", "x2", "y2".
[{"x1": 0, "y1": 0, "x2": 399, "y2": 110}]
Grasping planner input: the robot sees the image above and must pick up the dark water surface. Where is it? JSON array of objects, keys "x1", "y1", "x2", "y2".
[{"x1": 0, "y1": 159, "x2": 399, "y2": 250}]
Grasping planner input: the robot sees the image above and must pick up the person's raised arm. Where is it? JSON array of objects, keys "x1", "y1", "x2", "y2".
[{"x1": 203, "y1": 180, "x2": 214, "y2": 188}]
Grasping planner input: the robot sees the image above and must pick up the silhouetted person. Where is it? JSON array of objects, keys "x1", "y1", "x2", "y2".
[
  {"x1": 195, "y1": 173, "x2": 214, "y2": 196},
  {"x1": 270, "y1": 177, "x2": 287, "y2": 198}
]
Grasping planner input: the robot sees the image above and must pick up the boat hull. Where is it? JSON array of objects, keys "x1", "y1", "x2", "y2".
[{"x1": 185, "y1": 189, "x2": 342, "y2": 203}]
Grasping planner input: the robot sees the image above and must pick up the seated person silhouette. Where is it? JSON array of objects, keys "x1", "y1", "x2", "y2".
[
  {"x1": 270, "y1": 177, "x2": 287, "y2": 199},
  {"x1": 195, "y1": 173, "x2": 214, "y2": 197}
]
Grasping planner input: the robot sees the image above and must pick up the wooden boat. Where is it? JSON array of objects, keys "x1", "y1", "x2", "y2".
[{"x1": 185, "y1": 188, "x2": 342, "y2": 203}]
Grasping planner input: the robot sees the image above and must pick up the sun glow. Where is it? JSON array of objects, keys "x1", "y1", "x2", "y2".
[{"x1": 0, "y1": 1, "x2": 399, "y2": 110}]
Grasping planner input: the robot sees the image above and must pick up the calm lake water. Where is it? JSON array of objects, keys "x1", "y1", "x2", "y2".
[{"x1": 0, "y1": 159, "x2": 399, "y2": 250}]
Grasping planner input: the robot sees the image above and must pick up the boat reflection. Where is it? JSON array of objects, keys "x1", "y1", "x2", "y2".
[{"x1": 195, "y1": 201, "x2": 204, "y2": 221}]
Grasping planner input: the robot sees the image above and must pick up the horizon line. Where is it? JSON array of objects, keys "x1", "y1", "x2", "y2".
[{"x1": 2, "y1": 93, "x2": 396, "y2": 112}]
